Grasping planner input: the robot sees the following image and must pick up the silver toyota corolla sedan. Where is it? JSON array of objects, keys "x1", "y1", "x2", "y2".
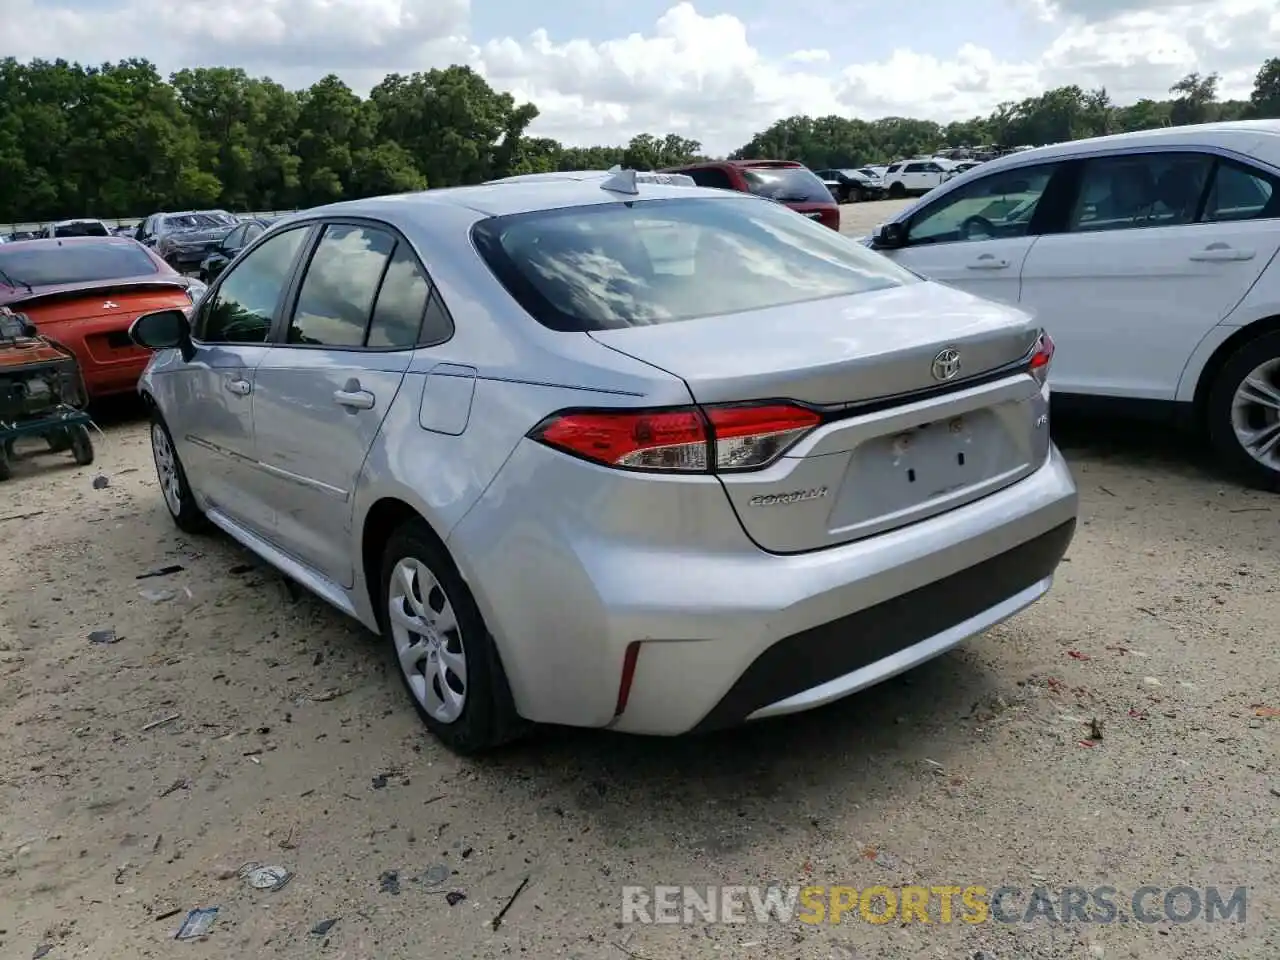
[{"x1": 129, "y1": 169, "x2": 1078, "y2": 754}]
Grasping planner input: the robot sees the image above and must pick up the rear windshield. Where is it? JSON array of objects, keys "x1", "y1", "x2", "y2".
[
  {"x1": 739, "y1": 166, "x2": 833, "y2": 204},
  {"x1": 54, "y1": 221, "x2": 109, "y2": 238},
  {"x1": 471, "y1": 195, "x2": 917, "y2": 332},
  {"x1": 162, "y1": 213, "x2": 224, "y2": 231},
  {"x1": 0, "y1": 243, "x2": 159, "y2": 287}
]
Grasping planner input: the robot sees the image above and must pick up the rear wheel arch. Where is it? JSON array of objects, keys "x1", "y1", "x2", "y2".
[
  {"x1": 1191, "y1": 315, "x2": 1280, "y2": 425},
  {"x1": 361, "y1": 497, "x2": 442, "y2": 625}
]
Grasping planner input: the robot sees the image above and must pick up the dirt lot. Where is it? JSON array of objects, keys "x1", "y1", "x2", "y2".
[{"x1": 2, "y1": 202, "x2": 1278, "y2": 960}]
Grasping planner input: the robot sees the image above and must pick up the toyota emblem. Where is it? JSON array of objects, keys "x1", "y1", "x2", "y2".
[
  {"x1": 102, "y1": 301, "x2": 119, "y2": 309},
  {"x1": 931, "y1": 348, "x2": 961, "y2": 382}
]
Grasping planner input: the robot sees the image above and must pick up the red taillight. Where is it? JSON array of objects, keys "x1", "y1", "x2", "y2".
[
  {"x1": 531, "y1": 402, "x2": 821, "y2": 473},
  {"x1": 1028, "y1": 331, "x2": 1054, "y2": 385}
]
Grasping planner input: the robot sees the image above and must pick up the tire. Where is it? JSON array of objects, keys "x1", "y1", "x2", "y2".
[
  {"x1": 69, "y1": 425, "x2": 94, "y2": 466},
  {"x1": 0, "y1": 444, "x2": 10, "y2": 481},
  {"x1": 149, "y1": 411, "x2": 209, "y2": 532},
  {"x1": 850, "y1": 187, "x2": 864, "y2": 203},
  {"x1": 888, "y1": 182, "x2": 906, "y2": 199},
  {"x1": 46, "y1": 428, "x2": 72, "y2": 453},
  {"x1": 1205, "y1": 330, "x2": 1280, "y2": 491},
  {"x1": 379, "y1": 520, "x2": 526, "y2": 754}
]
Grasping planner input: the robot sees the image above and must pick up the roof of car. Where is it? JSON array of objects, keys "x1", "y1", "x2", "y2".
[
  {"x1": 663, "y1": 159, "x2": 804, "y2": 171},
  {"x1": 287, "y1": 177, "x2": 749, "y2": 224},
  {"x1": 975, "y1": 119, "x2": 1280, "y2": 173}
]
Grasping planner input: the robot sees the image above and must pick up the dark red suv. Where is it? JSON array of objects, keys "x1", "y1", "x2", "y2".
[{"x1": 659, "y1": 160, "x2": 841, "y2": 231}]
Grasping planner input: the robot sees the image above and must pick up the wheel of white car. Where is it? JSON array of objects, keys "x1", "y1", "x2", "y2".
[
  {"x1": 149, "y1": 410, "x2": 209, "y2": 532},
  {"x1": 1206, "y1": 330, "x2": 1280, "y2": 492},
  {"x1": 379, "y1": 520, "x2": 526, "y2": 754},
  {"x1": 887, "y1": 182, "x2": 906, "y2": 199}
]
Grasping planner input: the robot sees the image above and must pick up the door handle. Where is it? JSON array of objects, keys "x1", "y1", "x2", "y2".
[
  {"x1": 967, "y1": 257, "x2": 1010, "y2": 270},
  {"x1": 225, "y1": 377, "x2": 251, "y2": 396},
  {"x1": 334, "y1": 378, "x2": 375, "y2": 411},
  {"x1": 1189, "y1": 245, "x2": 1254, "y2": 262}
]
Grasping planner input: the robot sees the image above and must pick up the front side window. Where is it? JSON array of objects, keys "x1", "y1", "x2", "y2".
[
  {"x1": 1202, "y1": 160, "x2": 1278, "y2": 223},
  {"x1": 221, "y1": 225, "x2": 247, "y2": 250},
  {"x1": 907, "y1": 163, "x2": 1059, "y2": 246},
  {"x1": 200, "y1": 227, "x2": 308, "y2": 344},
  {"x1": 472, "y1": 195, "x2": 919, "y2": 332},
  {"x1": 288, "y1": 224, "x2": 396, "y2": 347},
  {"x1": 1068, "y1": 152, "x2": 1213, "y2": 233}
]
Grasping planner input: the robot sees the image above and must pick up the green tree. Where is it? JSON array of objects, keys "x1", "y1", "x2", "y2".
[
  {"x1": 1249, "y1": 58, "x2": 1280, "y2": 118},
  {"x1": 1169, "y1": 71, "x2": 1220, "y2": 126}
]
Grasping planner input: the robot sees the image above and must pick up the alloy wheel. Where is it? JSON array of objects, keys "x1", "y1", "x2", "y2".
[
  {"x1": 151, "y1": 422, "x2": 183, "y2": 516},
  {"x1": 1229, "y1": 357, "x2": 1280, "y2": 473},
  {"x1": 387, "y1": 557, "x2": 468, "y2": 723}
]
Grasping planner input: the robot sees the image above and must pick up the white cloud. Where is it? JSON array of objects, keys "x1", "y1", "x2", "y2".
[
  {"x1": 0, "y1": 0, "x2": 1278, "y2": 153},
  {"x1": 787, "y1": 49, "x2": 831, "y2": 64}
]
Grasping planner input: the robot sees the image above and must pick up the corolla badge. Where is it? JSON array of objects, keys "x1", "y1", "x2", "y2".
[
  {"x1": 931, "y1": 348, "x2": 961, "y2": 382},
  {"x1": 102, "y1": 301, "x2": 119, "y2": 309},
  {"x1": 748, "y1": 487, "x2": 828, "y2": 507}
]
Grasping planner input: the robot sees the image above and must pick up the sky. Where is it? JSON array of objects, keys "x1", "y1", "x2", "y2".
[{"x1": 3, "y1": 0, "x2": 1278, "y2": 153}]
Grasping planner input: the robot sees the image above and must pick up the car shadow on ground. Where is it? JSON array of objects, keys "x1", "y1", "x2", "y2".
[{"x1": 1049, "y1": 410, "x2": 1223, "y2": 482}]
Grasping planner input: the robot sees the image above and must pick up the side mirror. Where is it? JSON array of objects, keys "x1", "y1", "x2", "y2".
[
  {"x1": 873, "y1": 222, "x2": 907, "y2": 250},
  {"x1": 130, "y1": 308, "x2": 193, "y2": 360}
]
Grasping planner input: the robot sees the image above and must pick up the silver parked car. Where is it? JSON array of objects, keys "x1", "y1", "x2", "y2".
[{"x1": 129, "y1": 169, "x2": 1078, "y2": 753}]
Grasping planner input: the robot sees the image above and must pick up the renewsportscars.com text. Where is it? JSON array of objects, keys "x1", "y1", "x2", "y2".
[{"x1": 621, "y1": 885, "x2": 1248, "y2": 925}]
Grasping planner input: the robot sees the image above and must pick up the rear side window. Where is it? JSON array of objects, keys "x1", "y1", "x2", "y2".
[
  {"x1": 367, "y1": 245, "x2": 432, "y2": 348},
  {"x1": 740, "y1": 166, "x2": 832, "y2": 204},
  {"x1": 471, "y1": 195, "x2": 919, "y2": 332},
  {"x1": 1068, "y1": 152, "x2": 1212, "y2": 233},
  {"x1": 1202, "y1": 160, "x2": 1278, "y2": 222},
  {"x1": 289, "y1": 224, "x2": 395, "y2": 347},
  {"x1": 682, "y1": 167, "x2": 736, "y2": 190},
  {"x1": 0, "y1": 242, "x2": 158, "y2": 286}
]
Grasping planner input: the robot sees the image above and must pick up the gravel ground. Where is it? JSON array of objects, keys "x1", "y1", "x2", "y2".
[{"x1": 2, "y1": 202, "x2": 1278, "y2": 960}]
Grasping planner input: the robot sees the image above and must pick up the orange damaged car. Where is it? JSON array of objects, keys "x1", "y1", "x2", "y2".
[{"x1": 0, "y1": 237, "x2": 205, "y2": 399}]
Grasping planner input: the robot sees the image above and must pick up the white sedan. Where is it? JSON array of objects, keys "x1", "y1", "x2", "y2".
[{"x1": 869, "y1": 120, "x2": 1280, "y2": 490}]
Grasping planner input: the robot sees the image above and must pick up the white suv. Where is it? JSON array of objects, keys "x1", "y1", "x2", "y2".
[
  {"x1": 869, "y1": 120, "x2": 1280, "y2": 489},
  {"x1": 882, "y1": 160, "x2": 956, "y2": 198}
]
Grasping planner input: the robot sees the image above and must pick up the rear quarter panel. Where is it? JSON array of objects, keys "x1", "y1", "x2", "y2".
[{"x1": 344, "y1": 198, "x2": 695, "y2": 631}]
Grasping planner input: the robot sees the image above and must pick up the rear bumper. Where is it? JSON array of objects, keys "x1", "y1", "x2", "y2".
[
  {"x1": 450, "y1": 441, "x2": 1077, "y2": 735},
  {"x1": 40, "y1": 322, "x2": 150, "y2": 398},
  {"x1": 690, "y1": 518, "x2": 1072, "y2": 732}
]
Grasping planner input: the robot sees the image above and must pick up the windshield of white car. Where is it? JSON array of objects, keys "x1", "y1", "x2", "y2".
[
  {"x1": 53, "y1": 221, "x2": 110, "y2": 238},
  {"x1": 740, "y1": 166, "x2": 834, "y2": 204},
  {"x1": 472, "y1": 195, "x2": 919, "y2": 332},
  {"x1": 0, "y1": 242, "x2": 160, "y2": 286}
]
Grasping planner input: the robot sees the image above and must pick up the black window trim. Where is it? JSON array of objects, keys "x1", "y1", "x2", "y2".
[
  {"x1": 192, "y1": 223, "x2": 318, "y2": 346},
  {"x1": 267, "y1": 215, "x2": 455, "y2": 354},
  {"x1": 1197, "y1": 155, "x2": 1280, "y2": 224}
]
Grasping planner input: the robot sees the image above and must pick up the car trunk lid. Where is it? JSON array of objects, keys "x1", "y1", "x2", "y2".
[
  {"x1": 15, "y1": 282, "x2": 192, "y2": 362},
  {"x1": 589, "y1": 282, "x2": 1050, "y2": 553}
]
